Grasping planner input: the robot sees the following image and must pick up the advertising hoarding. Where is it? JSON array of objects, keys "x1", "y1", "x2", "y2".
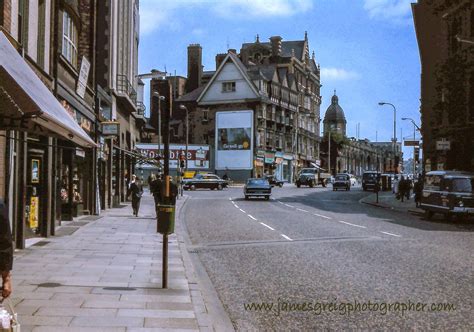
[
  {"x1": 215, "y1": 110, "x2": 253, "y2": 170},
  {"x1": 136, "y1": 143, "x2": 210, "y2": 169}
]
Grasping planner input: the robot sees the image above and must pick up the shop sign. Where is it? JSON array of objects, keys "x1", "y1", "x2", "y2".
[
  {"x1": 78, "y1": 114, "x2": 92, "y2": 132},
  {"x1": 257, "y1": 149, "x2": 265, "y2": 157},
  {"x1": 283, "y1": 153, "x2": 294, "y2": 160},
  {"x1": 102, "y1": 121, "x2": 120, "y2": 136},
  {"x1": 264, "y1": 152, "x2": 275, "y2": 164},
  {"x1": 275, "y1": 152, "x2": 284, "y2": 158},
  {"x1": 136, "y1": 143, "x2": 210, "y2": 169},
  {"x1": 76, "y1": 56, "x2": 91, "y2": 98},
  {"x1": 76, "y1": 147, "x2": 86, "y2": 158},
  {"x1": 404, "y1": 140, "x2": 419, "y2": 147},
  {"x1": 436, "y1": 139, "x2": 450, "y2": 151},
  {"x1": 29, "y1": 196, "x2": 39, "y2": 229}
]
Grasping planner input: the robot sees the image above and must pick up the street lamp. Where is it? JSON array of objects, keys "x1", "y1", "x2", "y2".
[
  {"x1": 378, "y1": 102, "x2": 397, "y2": 174},
  {"x1": 153, "y1": 92, "x2": 165, "y2": 160},
  {"x1": 402, "y1": 117, "x2": 421, "y2": 178},
  {"x1": 179, "y1": 104, "x2": 189, "y2": 172}
]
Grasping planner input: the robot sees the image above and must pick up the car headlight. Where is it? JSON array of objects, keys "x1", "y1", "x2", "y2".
[{"x1": 458, "y1": 200, "x2": 464, "y2": 207}]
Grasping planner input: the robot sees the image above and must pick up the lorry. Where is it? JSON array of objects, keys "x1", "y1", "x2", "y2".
[{"x1": 296, "y1": 167, "x2": 331, "y2": 188}]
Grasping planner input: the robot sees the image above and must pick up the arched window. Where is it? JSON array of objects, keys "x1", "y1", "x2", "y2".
[{"x1": 62, "y1": 11, "x2": 78, "y2": 67}]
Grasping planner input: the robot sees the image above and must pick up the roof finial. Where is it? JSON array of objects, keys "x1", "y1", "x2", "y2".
[
  {"x1": 312, "y1": 50, "x2": 315, "y2": 60},
  {"x1": 304, "y1": 31, "x2": 308, "y2": 41},
  {"x1": 334, "y1": 89, "x2": 336, "y2": 96},
  {"x1": 256, "y1": 34, "x2": 260, "y2": 43}
]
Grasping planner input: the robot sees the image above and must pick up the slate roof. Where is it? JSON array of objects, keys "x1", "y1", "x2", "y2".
[
  {"x1": 324, "y1": 94, "x2": 347, "y2": 123},
  {"x1": 242, "y1": 40, "x2": 305, "y2": 59},
  {"x1": 176, "y1": 86, "x2": 205, "y2": 102}
]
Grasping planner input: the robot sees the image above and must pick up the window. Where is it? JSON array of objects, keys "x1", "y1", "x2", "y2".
[
  {"x1": 202, "y1": 109, "x2": 209, "y2": 122},
  {"x1": 62, "y1": 11, "x2": 78, "y2": 67},
  {"x1": 222, "y1": 81, "x2": 236, "y2": 92},
  {"x1": 37, "y1": 0, "x2": 46, "y2": 69}
]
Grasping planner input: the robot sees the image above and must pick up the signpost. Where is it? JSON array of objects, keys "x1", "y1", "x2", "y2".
[{"x1": 436, "y1": 139, "x2": 451, "y2": 151}]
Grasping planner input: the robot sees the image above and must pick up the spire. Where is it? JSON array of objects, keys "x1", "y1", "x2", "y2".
[
  {"x1": 256, "y1": 34, "x2": 260, "y2": 43},
  {"x1": 332, "y1": 90, "x2": 338, "y2": 104},
  {"x1": 304, "y1": 30, "x2": 308, "y2": 41},
  {"x1": 312, "y1": 51, "x2": 315, "y2": 60},
  {"x1": 334, "y1": 89, "x2": 336, "y2": 95}
]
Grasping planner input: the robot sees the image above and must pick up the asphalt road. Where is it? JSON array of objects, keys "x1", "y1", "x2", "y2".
[{"x1": 182, "y1": 184, "x2": 474, "y2": 330}]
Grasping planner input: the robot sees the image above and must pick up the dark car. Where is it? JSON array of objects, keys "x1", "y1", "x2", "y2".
[
  {"x1": 420, "y1": 171, "x2": 474, "y2": 221},
  {"x1": 183, "y1": 174, "x2": 228, "y2": 191},
  {"x1": 362, "y1": 171, "x2": 380, "y2": 191},
  {"x1": 244, "y1": 178, "x2": 272, "y2": 200},
  {"x1": 333, "y1": 173, "x2": 351, "y2": 191},
  {"x1": 265, "y1": 175, "x2": 284, "y2": 188},
  {"x1": 296, "y1": 168, "x2": 330, "y2": 188}
]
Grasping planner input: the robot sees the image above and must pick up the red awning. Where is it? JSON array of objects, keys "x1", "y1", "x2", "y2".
[{"x1": 0, "y1": 31, "x2": 96, "y2": 148}]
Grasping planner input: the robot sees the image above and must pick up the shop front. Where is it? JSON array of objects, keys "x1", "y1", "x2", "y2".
[{"x1": 0, "y1": 31, "x2": 96, "y2": 248}]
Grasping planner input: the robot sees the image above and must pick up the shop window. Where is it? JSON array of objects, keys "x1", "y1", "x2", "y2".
[{"x1": 62, "y1": 11, "x2": 78, "y2": 68}]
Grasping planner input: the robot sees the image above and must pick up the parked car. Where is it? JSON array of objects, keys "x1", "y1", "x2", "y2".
[
  {"x1": 420, "y1": 170, "x2": 474, "y2": 221},
  {"x1": 333, "y1": 173, "x2": 351, "y2": 191},
  {"x1": 183, "y1": 174, "x2": 228, "y2": 190},
  {"x1": 296, "y1": 168, "x2": 331, "y2": 188},
  {"x1": 244, "y1": 178, "x2": 272, "y2": 200},
  {"x1": 265, "y1": 175, "x2": 284, "y2": 188},
  {"x1": 362, "y1": 171, "x2": 380, "y2": 191}
]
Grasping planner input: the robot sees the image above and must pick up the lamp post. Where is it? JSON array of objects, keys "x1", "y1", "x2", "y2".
[
  {"x1": 153, "y1": 92, "x2": 165, "y2": 164},
  {"x1": 378, "y1": 102, "x2": 397, "y2": 174},
  {"x1": 179, "y1": 105, "x2": 189, "y2": 172},
  {"x1": 402, "y1": 117, "x2": 421, "y2": 178}
]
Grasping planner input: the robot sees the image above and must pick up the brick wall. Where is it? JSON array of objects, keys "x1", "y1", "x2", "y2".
[
  {"x1": 1, "y1": 0, "x2": 12, "y2": 32},
  {"x1": 0, "y1": 133, "x2": 5, "y2": 200}
]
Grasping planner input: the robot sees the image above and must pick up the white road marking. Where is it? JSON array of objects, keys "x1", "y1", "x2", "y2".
[
  {"x1": 278, "y1": 201, "x2": 285, "y2": 205},
  {"x1": 229, "y1": 197, "x2": 232, "y2": 201},
  {"x1": 239, "y1": 209, "x2": 246, "y2": 214},
  {"x1": 338, "y1": 220, "x2": 367, "y2": 228},
  {"x1": 380, "y1": 231, "x2": 402, "y2": 237},
  {"x1": 284, "y1": 204, "x2": 294, "y2": 208},
  {"x1": 313, "y1": 213, "x2": 331, "y2": 219},
  {"x1": 296, "y1": 208, "x2": 309, "y2": 212},
  {"x1": 233, "y1": 204, "x2": 239, "y2": 209},
  {"x1": 260, "y1": 222, "x2": 275, "y2": 231},
  {"x1": 248, "y1": 214, "x2": 257, "y2": 221},
  {"x1": 281, "y1": 234, "x2": 293, "y2": 241}
]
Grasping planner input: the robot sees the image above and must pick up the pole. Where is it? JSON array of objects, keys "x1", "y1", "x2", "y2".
[
  {"x1": 328, "y1": 131, "x2": 331, "y2": 176},
  {"x1": 413, "y1": 122, "x2": 416, "y2": 178},
  {"x1": 162, "y1": 97, "x2": 171, "y2": 289},
  {"x1": 185, "y1": 108, "x2": 189, "y2": 172},
  {"x1": 158, "y1": 97, "x2": 162, "y2": 159},
  {"x1": 392, "y1": 104, "x2": 397, "y2": 174}
]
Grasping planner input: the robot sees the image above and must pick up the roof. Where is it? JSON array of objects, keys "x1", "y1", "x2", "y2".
[
  {"x1": 324, "y1": 94, "x2": 346, "y2": 123},
  {"x1": 242, "y1": 40, "x2": 305, "y2": 59},
  {"x1": 176, "y1": 86, "x2": 205, "y2": 103}
]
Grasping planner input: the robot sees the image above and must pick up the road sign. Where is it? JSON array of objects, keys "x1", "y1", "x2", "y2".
[
  {"x1": 404, "y1": 140, "x2": 420, "y2": 147},
  {"x1": 436, "y1": 139, "x2": 450, "y2": 150}
]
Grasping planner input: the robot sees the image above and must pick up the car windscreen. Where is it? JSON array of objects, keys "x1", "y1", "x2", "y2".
[
  {"x1": 452, "y1": 178, "x2": 473, "y2": 193},
  {"x1": 247, "y1": 179, "x2": 269, "y2": 185},
  {"x1": 300, "y1": 169, "x2": 316, "y2": 174},
  {"x1": 363, "y1": 173, "x2": 377, "y2": 179},
  {"x1": 335, "y1": 175, "x2": 347, "y2": 181}
]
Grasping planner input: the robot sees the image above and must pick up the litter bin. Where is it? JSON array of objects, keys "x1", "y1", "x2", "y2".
[{"x1": 157, "y1": 204, "x2": 175, "y2": 234}]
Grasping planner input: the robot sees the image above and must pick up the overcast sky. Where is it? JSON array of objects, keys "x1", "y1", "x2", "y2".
[{"x1": 138, "y1": 0, "x2": 421, "y2": 158}]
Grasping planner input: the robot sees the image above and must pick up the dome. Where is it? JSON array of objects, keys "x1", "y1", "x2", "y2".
[{"x1": 324, "y1": 92, "x2": 346, "y2": 123}]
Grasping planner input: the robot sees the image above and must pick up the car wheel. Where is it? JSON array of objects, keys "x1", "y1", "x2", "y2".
[
  {"x1": 309, "y1": 181, "x2": 314, "y2": 188},
  {"x1": 245, "y1": 195, "x2": 249, "y2": 200},
  {"x1": 211, "y1": 187, "x2": 215, "y2": 190},
  {"x1": 279, "y1": 183, "x2": 283, "y2": 188},
  {"x1": 425, "y1": 210, "x2": 434, "y2": 220},
  {"x1": 190, "y1": 184, "x2": 196, "y2": 191},
  {"x1": 217, "y1": 184, "x2": 223, "y2": 190},
  {"x1": 265, "y1": 196, "x2": 270, "y2": 201},
  {"x1": 296, "y1": 183, "x2": 301, "y2": 188}
]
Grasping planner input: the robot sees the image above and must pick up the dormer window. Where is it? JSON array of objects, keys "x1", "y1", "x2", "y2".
[{"x1": 222, "y1": 81, "x2": 236, "y2": 92}]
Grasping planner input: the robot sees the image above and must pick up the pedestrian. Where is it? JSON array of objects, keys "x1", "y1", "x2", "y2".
[
  {"x1": 0, "y1": 199, "x2": 13, "y2": 298},
  {"x1": 128, "y1": 175, "x2": 144, "y2": 217},
  {"x1": 414, "y1": 177, "x2": 423, "y2": 208},
  {"x1": 393, "y1": 176, "x2": 399, "y2": 198},
  {"x1": 150, "y1": 174, "x2": 163, "y2": 214},
  {"x1": 406, "y1": 178, "x2": 413, "y2": 201},
  {"x1": 399, "y1": 176, "x2": 406, "y2": 202}
]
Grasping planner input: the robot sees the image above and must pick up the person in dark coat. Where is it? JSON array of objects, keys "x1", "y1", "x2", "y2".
[
  {"x1": 399, "y1": 176, "x2": 406, "y2": 202},
  {"x1": 150, "y1": 174, "x2": 163, "y2": 214},
  {"x1": 414, "y1": 178, "x2": 423, "y2": 208},
  {"x1": 128, "y1": 175, "x2": 144, "y2": 217},
  {"x1": 0, "y1": 199, "x2": 13, "y2": 298}
]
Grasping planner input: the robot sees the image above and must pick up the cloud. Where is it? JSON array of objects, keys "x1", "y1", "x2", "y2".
[
  {"x1": 363, "y1": 0, "x2": 413, "y2": 25},
  {"x1": 191, "y1": 28, "x2": 206, "y2": 36},
  {"x1": 321, "y1": 68, "x2": 360, "y2": 81},
  {"x1": 139, "y1": 0, "x2": 313, "y2": 35}
]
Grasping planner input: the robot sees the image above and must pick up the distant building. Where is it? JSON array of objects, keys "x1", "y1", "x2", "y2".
[
  {"x1": 412, "y1": 0, "x2": 474, "y2": 172},
  {"x1": 176, "y1": 33, "x2": 322, "y2": 182},
  {"x1": 320, "y1": 92, "x2": 402, "y2": 176}
]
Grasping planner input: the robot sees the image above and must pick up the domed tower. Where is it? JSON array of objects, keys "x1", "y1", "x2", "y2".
[{"x1": 323, "y1": 91, "x2": 347, "y2": 136}]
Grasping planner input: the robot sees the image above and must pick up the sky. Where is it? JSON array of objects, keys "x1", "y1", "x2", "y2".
[{"x1": 138, "y1": 0, "x2": 421, "y2": 158}]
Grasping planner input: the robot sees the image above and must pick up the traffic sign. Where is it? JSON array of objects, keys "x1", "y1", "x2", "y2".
[
  {"x1": 436, "y1": 139, "x2": 450, "y2": 151},
  {"x1": 404, "y1": 140, "x2": 420, "y2": 147}
]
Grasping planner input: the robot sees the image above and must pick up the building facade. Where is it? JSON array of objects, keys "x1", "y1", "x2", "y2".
[
  {"x1": 412, "y1": 0, "x2": 474, "y2": 172},
  {"x1": 175, "y1": 34, "x2": 322, "y2": 182}
]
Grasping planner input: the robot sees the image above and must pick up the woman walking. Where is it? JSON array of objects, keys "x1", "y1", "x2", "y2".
[{"x1": 128, "y1": 175, "x2": 144, "y2": 217}]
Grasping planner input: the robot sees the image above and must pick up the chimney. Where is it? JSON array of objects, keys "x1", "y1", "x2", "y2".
[
  {"x1": 186, "y1": 44, "x2": 202, "y2": 93},
  {"x1": 228, "y1": 49, "x2": 237, "y2": 54},
  {"x1": 269, "y1": 36, "x2": 282, "y2": 57},
  {"x1": 215, "y1": 53, "x2": 227, "y2": 69}
]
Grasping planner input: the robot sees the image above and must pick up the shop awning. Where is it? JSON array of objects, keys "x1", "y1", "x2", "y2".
[{"x1": 0, "y1": 32, "x2": 96, "y2": 148}]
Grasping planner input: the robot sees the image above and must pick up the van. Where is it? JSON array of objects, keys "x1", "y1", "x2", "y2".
[{"x1": 421, "y1": 171, "x2": 474, "y2": 221}]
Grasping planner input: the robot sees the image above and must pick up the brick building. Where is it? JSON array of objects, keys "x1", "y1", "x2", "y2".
[
  {"x1": 175, "y1": 33, "x2": 322, "y2": 182},
  {"x1": 412, "y1": 0, "x2": 474, "y2": 172}
]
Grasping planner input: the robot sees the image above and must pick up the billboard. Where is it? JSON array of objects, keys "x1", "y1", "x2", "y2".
[
  {"x1": 136, "y1": 143, "x2": 210, "y2": 169},
  {"x1": 216, "y1": 110, "x2": 253, "y2": 170}
]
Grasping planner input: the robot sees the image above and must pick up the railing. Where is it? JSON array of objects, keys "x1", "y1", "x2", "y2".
[{"x1": 117, "y1": 74, "x2": 137, "y2": 105}]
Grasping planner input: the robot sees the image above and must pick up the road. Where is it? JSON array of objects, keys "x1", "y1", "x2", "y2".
[{"x1": 181, "y1": 184, "x2": 473, "y2": 330}]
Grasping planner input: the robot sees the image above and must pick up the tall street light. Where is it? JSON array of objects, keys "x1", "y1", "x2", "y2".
[
  {"x1": 179, "y1": 104, "x2": 189, "y2": 172},
  {"x1": 402, "y1": 117, "x2": 421, "y2": 178},
  {"x1": 378, "y1": 102, "x2": 397, "y2": 174},
  {"x1": 153, "y1": 92, "x2": 165, "y2": 162}
]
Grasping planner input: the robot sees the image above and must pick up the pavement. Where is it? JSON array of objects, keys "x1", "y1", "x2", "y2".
[
  {"x1": 360, "y1": 190, "x2": 424, "y2": 215},
  {"x1": 10, "y1": 192, "x2": 224, "y2": 332}
]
